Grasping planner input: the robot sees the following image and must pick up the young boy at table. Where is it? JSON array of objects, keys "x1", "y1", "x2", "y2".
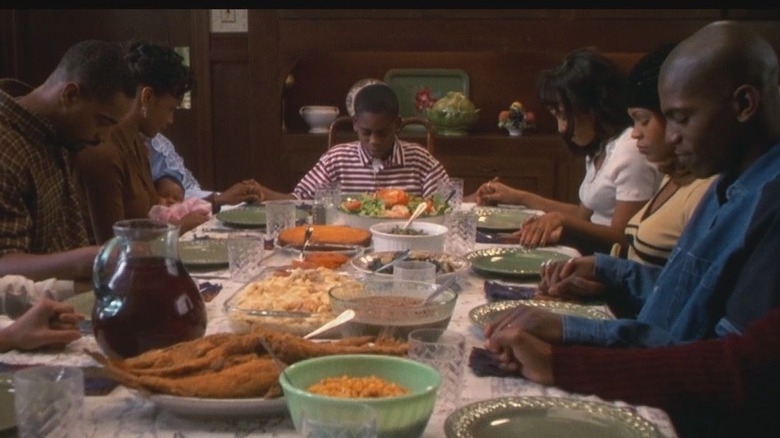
[
  {"x1": 148, "y1": 174, "x2": 211, "y2": 231},
  {"x1": 0, "y1": 40, "x2": 135, "y2": 283},
  {"x1": 259, "y1": 83, "x2": 450, "y2": 200}
]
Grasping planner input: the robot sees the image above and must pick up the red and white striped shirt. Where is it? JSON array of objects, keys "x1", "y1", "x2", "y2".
[{"x1": 293, "y1": 139, "x2": 449, "y2": 199}]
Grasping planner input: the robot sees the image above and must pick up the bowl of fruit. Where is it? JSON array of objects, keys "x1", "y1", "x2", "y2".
[{"x1": 339, "y1": 188, "x2": 449, "y2": 230}]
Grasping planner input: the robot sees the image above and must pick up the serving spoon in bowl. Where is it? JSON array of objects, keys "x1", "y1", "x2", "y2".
[
  {"x1": 302, "y1": 309, "x2": 356, "y2": 340},
  {"x1": 421, "y1": 275, "x2": 460, "y2": 305},
  {"x1": 402, "y1": 203, "x2": 429, "y2": 230}
]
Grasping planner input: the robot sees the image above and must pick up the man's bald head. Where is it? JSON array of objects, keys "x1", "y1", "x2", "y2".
[{"x1": 661, "y1": 21, "x2": 778, "y2": 102}]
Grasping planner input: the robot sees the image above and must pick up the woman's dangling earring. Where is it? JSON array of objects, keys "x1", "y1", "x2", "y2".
[{"x1": 141, "y1": 105, "x2": 148, "y2": 119}]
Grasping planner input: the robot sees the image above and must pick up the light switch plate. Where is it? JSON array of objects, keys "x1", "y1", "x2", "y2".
[{"x1": 210, "y1": 9, "x2": 248, "y2": 33}]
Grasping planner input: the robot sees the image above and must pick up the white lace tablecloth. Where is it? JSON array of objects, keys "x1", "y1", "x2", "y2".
[{"x1": 0, "y1": 217, "x2": 678, "y2": 438}]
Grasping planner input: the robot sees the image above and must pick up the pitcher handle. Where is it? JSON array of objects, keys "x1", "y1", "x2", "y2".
[{"x1": 92, "y1": 235, "x2": 123, "y2": 298}]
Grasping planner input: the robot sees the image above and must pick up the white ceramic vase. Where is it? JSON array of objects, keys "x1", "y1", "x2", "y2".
[{"x1": 505, "y1": 126, "x2": 522, "y2": 136}]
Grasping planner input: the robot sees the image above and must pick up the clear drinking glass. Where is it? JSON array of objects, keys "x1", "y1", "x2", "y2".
[
  {"x1": 227, "y1": 231, "x2": 265, "y2": 282},
  {"x1": 444, "y1": 210, "x2": 477, "y2": 256},
  {"x1": 13, "y1": 366, "x2": 84, "y2": 438},
  {"x1": 438, "y1": 177, "x2": 464, "y2": 212},
  {"x1": 264, "y1": 200, "x2": 298, "y2": 241},
  {"x1": 408, "y1": 328, "x2": 466, "y2": 415},
  {"x1": 393, "y1": 260, "x2": 437, "y2": 284},
  {"x1": 314, "y1": 182, "x2": 342, "y2": 225}
]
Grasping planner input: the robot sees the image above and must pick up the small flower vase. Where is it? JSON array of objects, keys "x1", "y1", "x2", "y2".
[{"x1": 505, "y1": 126, "x2": 522, "y2": 136}]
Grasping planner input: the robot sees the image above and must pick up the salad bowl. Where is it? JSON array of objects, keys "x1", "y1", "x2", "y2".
[{"x1": 339, "y1": 189, "x2": 448, "y2": 229}]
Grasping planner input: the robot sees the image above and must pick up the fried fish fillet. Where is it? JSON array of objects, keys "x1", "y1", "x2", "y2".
[{"x1": 87, "y1": 327, "x2": 408, "y2": 399}]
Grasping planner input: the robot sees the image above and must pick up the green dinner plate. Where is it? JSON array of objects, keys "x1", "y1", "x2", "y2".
[
  {"x1": 445, "y1": 397, "x2": 662, "y2": 438},
  {"x1": 474, "y1": 207, "x2": 538, "y2": 232},
  {"x1": 468, "y1": 300, "x2": 613, "y2": 329},
  {"x1": 0, "y1": 373, "x2": 14, "y2": 432},
  {"x1": 466, "y1": 247, "x2": 572, "y2": 278},
  {"x1": 178, "y1": 239, "x2": 229, "y2": 269},
  {"x1": 215, "y1": 206, "x2": 307, "y2": 228}
]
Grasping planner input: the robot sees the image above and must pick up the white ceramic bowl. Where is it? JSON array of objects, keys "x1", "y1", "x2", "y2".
[
  {"x1": 369, "y1": 221, "x2": 447, "y2": 252},
  {"x1": 299, "y1": 105, "x2": 339, "y2": 133}
]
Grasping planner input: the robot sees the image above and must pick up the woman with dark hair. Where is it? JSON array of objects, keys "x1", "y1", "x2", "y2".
[
  {"x1": 477, "y1": 48, "x2": 662, "y2": 255},
  {"x1": 617, "y1": 42, "x2": 715, "y2": 267},
  {"x1": 74, "y1": 41, "x2": 210, "y2": 244}
]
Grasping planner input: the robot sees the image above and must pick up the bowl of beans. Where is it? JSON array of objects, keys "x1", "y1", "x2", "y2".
[
  {"x1": 328, "y1": 279, "x2": 458, "y2": 341},
  {"x1": 280, "y1": 354, "x2": 441, "y2": 438},
  {"x1": 369, "y1": 221, "x2": 448, "y2": 252}
]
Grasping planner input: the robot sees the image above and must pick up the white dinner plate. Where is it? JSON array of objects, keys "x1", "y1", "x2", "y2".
[{"x1": 148, "y1": 393, "x2": 288, "y2": 417}]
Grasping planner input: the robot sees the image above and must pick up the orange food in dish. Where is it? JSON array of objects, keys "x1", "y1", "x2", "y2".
[
  {"x1": 291, "y1": 252, "x2": 351, "y2": 270},
  {"x1": 277, "y1": 225, "x2": 372, "y2": 247},
  {"x1": 375, "y1": 188, "x2": 409, "y2": 207},
  {"x1": 307, "y1": 375, "x2": 409, "y2": 398}
]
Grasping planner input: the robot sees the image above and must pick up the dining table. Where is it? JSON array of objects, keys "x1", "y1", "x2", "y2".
[{"x1": 0, "y1": 204, "x2": 679, "y2": 438}]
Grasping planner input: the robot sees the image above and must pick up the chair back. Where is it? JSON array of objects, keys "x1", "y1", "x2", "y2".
[{"x1": 326, "y1": 115, "x2": 436, "y2": 155}]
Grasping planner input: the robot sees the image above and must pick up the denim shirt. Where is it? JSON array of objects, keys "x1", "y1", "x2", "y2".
[
  {"x1": 563, "y1": 142, "x2": 780, "y2": 348},
  {"x1": 148, "y1": 133, "x2": 212, "y2": 200}
]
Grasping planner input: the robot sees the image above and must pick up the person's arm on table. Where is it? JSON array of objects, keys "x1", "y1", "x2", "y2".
[
  {"x1": 0, "y1": 248, "x2": 98, "y2": 282},
  {"x1": 518, "y1": 200, "x2": 646, "y2": 252},
  {"x1": 478, "y1": 178, "x2": 583, "y2": 215},
  {"x1": 484, "y1": 307, "x2": 780, "y2": 413},
  {"x1": 0, "y1": 299, "x2": 84, "y2": 353}
]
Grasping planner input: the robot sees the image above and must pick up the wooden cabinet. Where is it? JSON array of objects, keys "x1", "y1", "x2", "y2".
[{"x1": 280, "y1": 132, "x2": 584, "y2": 203}]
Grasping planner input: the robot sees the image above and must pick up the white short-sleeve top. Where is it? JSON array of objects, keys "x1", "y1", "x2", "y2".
[{"x1": 579, "y1": 127, "x2": 662, "y2": 226}]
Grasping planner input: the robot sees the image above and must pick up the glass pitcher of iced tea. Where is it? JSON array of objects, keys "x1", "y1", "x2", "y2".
[{"x1": 92, "y1": 219, "x2": 207, "y2": 358}]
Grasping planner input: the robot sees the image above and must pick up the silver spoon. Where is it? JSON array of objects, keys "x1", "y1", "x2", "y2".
[
  {"x1": 402, "y1": 202, "x2": 429, "y2": 230},
  {"x1": 422, "y1": 275, "x2": 459, "y2": 305},
  {"x1": 298, "y1": 226, "x2": 314, "y2": 261},
  {"x1": 302, "y1": 309, "x2": 356, "y2": 340},
  {"x1": 373, "y1": 249, "x2": 412, "y2": 274}
]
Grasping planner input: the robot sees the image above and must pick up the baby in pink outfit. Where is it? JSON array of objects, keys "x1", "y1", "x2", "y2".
[{"x1": 148, "y1": 175, "x2": 212, "y2": 223}]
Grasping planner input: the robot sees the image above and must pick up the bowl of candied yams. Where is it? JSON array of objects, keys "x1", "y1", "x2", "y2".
[
  {"x1": 280, "y1": 354, "x2": 440, "y2": 438},
  {"x1": 339, "y1": 188, "x2": 449, "y2": 230}
]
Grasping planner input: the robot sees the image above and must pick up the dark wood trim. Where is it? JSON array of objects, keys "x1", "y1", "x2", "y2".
[
  {"x1": 248, "y1": 10, "x2": 285, "y2": 191},
  {"x1": 191, "y1": 9, "x2": 214, "y2": 190}
]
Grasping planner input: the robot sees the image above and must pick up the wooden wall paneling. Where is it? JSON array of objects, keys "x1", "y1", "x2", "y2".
[
  {"x1": 247, "y1": 10, "x2": 287, "y2": 193},
  {"x1": 0, "y1": 10, "x2": 17, "y2": 77},
  {"x1": 208, "y1": 35, "x2": 253, "y2": 192},
  {"x1": 189, "y1": 10, "x2": 214, "y2": 191}
]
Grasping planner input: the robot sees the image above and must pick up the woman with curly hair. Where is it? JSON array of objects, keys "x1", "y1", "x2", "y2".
[
  {"x1": 477, "y1": 48, "x2": 662, "y2": 255},
  {"x1": 74, "y1": 41, "x2": 206, "y2": 244}
]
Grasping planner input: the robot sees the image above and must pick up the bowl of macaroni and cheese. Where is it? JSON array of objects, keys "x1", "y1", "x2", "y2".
[
  {"x1": 223, "y1": 266, "x2": 361, "y2": 336},
  {"x1": 280, "y1": 354, "x2": 440, "y2": 438}
]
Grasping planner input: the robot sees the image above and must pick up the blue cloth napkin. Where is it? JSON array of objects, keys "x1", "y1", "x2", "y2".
[
  {"x1": 483, "y1": 280, "x2": 537, "y2": 301},
  {"x1": 468, "y1": 347, "x2": 515, "y2": 377}
]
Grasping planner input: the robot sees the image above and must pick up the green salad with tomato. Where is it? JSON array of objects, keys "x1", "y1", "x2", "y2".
[{"x1": 339, "y1": 188, "x2": 449, "y2": 218}]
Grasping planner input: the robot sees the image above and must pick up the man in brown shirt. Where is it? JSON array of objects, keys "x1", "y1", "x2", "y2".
[{"x1": 0, "y1": 40, "x2": 136, "y2": 282}]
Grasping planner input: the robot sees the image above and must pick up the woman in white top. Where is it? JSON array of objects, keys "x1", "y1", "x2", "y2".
[{"x1": 478, "y1": 48, "x2": 662, "y2": 254}]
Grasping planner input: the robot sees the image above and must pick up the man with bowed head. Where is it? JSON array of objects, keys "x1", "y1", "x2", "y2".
[
  {"x1": 0, "y1": 40, "x2": 137, "y2": 351},
  {"x1": 480, "y1": 20, "x2": 780, "y2": 437},
  {"x1": 486, "y1": 18, "x2": 780, "y2": 436}
]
